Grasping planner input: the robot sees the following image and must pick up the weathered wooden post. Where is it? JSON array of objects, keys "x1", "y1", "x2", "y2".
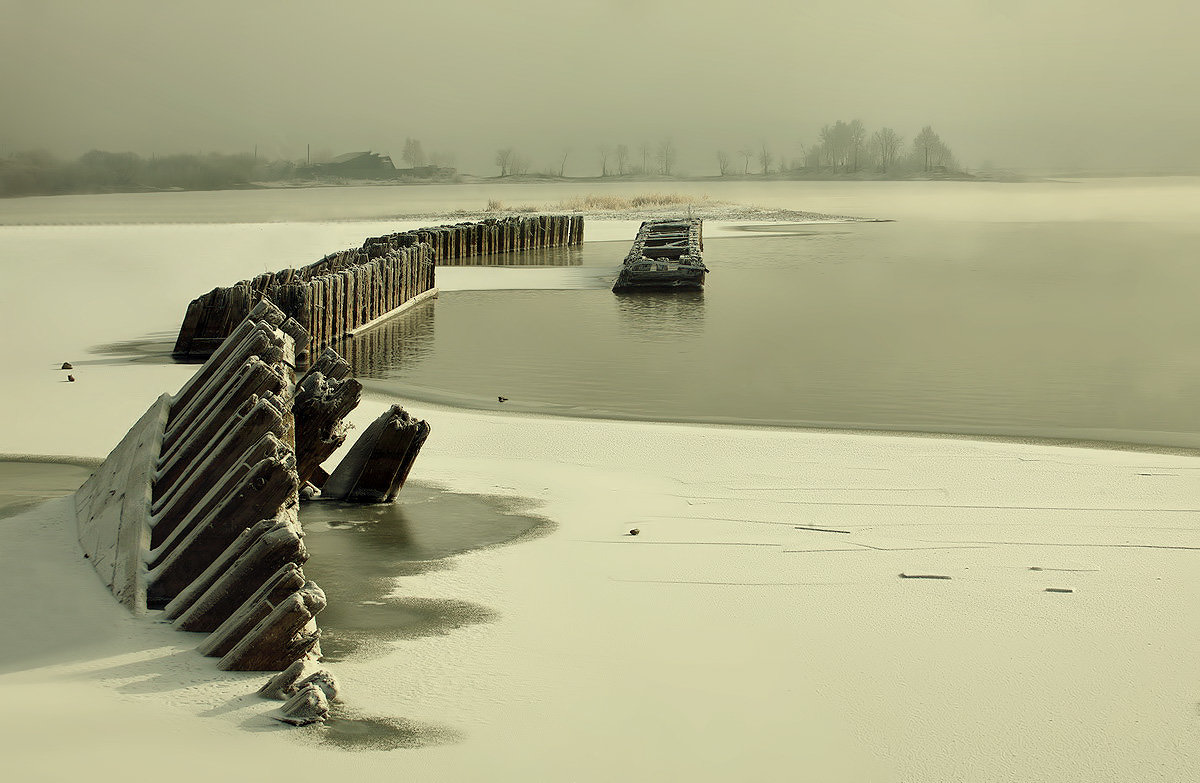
[{"x1": 322, "y1": 405, "x2": 430, "y2": 503}]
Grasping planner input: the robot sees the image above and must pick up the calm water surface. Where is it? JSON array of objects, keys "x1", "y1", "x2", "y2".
[
  {"x1": 7, "y1": 178, "x2": 1200, "y2": 448},
  {"x1": 345, "y1": 212, "x2": 1200, "y2": 449}
]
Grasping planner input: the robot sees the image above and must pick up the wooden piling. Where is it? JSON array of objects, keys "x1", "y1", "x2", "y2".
[
  {"x1": 321, "y1": 405, "x2": 430, "y2": 503},
  {"x1": 218, "y1": 582, "x2": 326, "y2": 671},
  {"x1": 172, "y1": 216, "x2": 579, "y2": 361},
  {"x1": 174, "y1": 520, "x2": 307, "y2": 633},
  {"x1": 197, "y1": 563, "x2": 308, "y2": 657}
]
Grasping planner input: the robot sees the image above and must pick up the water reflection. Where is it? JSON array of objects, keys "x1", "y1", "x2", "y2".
[
  {"x1": 341, "y1": 301, "x2": 436, "y2": 379},
  {"x1": 0, "y1": 459, "x2": 97, "y2": 521},
  {"x1": 346, "y1": 229, "x2": 1200, "y2": 449},
  {"x1": 729, "y1": 223, "x2": 855, "y2": 237},
  {"x1": 613, "y1": 290, "x2": 706, "y2": 343},
  {"x1": 443, "y1": 245, "x2": 584, "y2": 267},
  {"x1": 299, "y1": 481, "x2": 553, "y2": 660},
  {"x1": 88, "y1": 332, "x2": 178, "y2": 365}
]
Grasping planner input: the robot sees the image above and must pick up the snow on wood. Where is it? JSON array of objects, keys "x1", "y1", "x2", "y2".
[
  {"x1": 72, "y1": 292, "x2": 432, "y2": 688},
  {"x1": 218, "y1": 582, "x2": 326, "y2": 671},
  {"x1": 74, "y1": 393, "x2": 171, "y2": 615},
  {"x1": 172, "y1": 215, "x2": 583, "y2": 360},
  {"x1": 322, "y1": 404, "x2": 430, "y2": 502}
]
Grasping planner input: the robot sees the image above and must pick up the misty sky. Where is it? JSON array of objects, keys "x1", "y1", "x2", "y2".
[{"x1": 3, "y1": 0, "x2": 1199, "y2": 174}]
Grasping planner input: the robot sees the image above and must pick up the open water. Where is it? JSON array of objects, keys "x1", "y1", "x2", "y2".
[
  {"x1": 5, "y1": 177, "x2": 1200, "y2": 449},
  {"x1": 337, "y1": 180, "x2": 1200, "y2": 450}
]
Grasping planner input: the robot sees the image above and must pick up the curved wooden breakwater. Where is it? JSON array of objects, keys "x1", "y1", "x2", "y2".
[
  {"x1": 77, "y1": 300, "x2": 430, "y2": 676},
  {"x1": 173, "y1": 214, "x2": 584, "y2": 361}
]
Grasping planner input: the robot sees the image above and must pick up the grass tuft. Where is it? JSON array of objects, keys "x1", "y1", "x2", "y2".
[
  {"x1": 485, "y1": 199, "x2": 539, "y2": 213},
  {"x1": 553, "y1": 193, "x2": 712, "y2": 211}
]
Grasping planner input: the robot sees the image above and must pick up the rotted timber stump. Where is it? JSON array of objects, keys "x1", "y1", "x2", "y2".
[{"x1": 321, "y1": 405, "x2": 430, "y2": 503}]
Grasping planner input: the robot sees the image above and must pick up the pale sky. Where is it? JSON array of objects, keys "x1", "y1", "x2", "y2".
[{"x1": 3, "y1": 0, "x2": 1199, "y2": 173}]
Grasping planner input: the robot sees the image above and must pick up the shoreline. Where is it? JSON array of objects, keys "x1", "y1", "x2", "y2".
[
  {"x1": 3, "y1": 398, "x2": 1199, "y2": 780},
  {"x1": 357, "y1": 382, "x2": 1200, "y2": 459},
  {"x1": 0, "y1": 203, "x2": 881, "y2": 228},
  {"x1": 0, "y1": 171, "x2": 1018, "y2": 203}
]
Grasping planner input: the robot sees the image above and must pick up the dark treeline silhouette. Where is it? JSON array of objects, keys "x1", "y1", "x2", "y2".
[
  {"x1": 2, "y1": 122, "x2": 967, "y2": 196},
  {"x1": 0, "y1": 149, "x2": 298, "y2": 197},
  {"x1": 0, "y1": 144, "x2": 464, "y2": 197},
  {"x1": 717, "y1": 121, "x2": 962, "y2": 178}
]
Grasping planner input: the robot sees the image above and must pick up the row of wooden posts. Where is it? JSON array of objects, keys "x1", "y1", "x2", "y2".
[
  {"x1": 77, "y1": 300, "x2": 429, "y2": 671},
  {"x1": 173, "y1": 215, "x2": 584, "y2": 361}
]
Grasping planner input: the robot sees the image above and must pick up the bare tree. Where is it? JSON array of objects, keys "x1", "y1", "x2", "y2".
[
  {"x1": 870, "y1": 127, "x2": 903, "y2": 171},
  {"x1": 402, "y1": 137, "x2": 426, "y2": 168},
  {"x1": 847, "y1": 120, "x2": 866, "y2": 172},
  {"x1": 656, "y1": 138, "x2": 677, "y2": 176},
  {"x1": 817, "y1": 124, "x2": 837, "y2": 167},
  {"x1": 558, "y1": 148, "x2": 570, "y2": 177},
  {"x1": 716, "y1": 150, "x2": 730, "y2": 176},
  {"x1": 639, "y1": 142, "x2": 650, "y2": 175},
  {"x1": 804, "y1": 144, "x2": 822, "y2": 168},
  {"x1": 615, "y1": 144, "x2": 630, "y2": 175},
  {"x1": 791, "y1": 143, "x2": 809, "y2": 172},
  {"x1": 511, "y1": 153, "x2": 530, "y2": 176},
  {"x1": 912, "y1": 126, "x2": 950, "y2": 172},
  {"x1": 739, "y1": 146, "x2": 753, "y2": 175},
  {"x1": 598, "y1": 145, "x2": 612, "y2": 177},
  {"x1": 758, "y1": 142, "x2": 773, "y2": 175},
  {"x1": 494, "y1": 147, "x2": 514, "y2": 177},
  {"x1": 811, "y1": 120, "x2": 865, "y2": 171}
]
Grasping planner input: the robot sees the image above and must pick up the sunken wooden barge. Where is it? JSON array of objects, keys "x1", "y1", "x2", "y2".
[{"x1": 612, "y1": 218, "x2": 706, "y2": 293}]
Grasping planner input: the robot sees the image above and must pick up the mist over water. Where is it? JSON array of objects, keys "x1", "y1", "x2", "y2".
[
  {"x1": 329, "y1": 179, "x2": 1200, "y2": 450},
  {"x1": 4, "y1": 178, "x2": 1199, "y2": 450}
]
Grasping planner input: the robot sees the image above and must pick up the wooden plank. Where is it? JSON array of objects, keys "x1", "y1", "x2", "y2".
[
  {"x1": 199, "y1": 564, "x2": 308, "y2": 657},
  {"x1": 74, "y1": 394, "x2": 171, "y2": 615},
  {"x1": 174, "y1": 519, "x2": 306, "y2": 632},
  {"x1": 145, "y1": 452, "x2": 299, "y2": 605},
  {"x1": 322, "y1": 405, "x2": 430, "y2": 502},
  {"x1": 151, "y1": 430, "x2": 292, "y2": 550},
  {"x1": 171, "y1": 300, "x2": 286, "y2": 414},
  {"x1": 153, "y1": 398, "x2": 287, "y2": 525},
  {"x1": 294, "y1": 370, "x2": 362, "y2": 486},
  {"x1": 218, "y1": 582, "x2": 325, "y2": 671},
  {"x1": 160, "y1": 518, "x2": 277, "y2": 621},
  {"x1": 163, "y1": 355, "x2": 287, "y2": 455}
]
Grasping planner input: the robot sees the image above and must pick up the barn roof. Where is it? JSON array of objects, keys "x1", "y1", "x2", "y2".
[{"x1": 330, "y1": 151, "x2": 373, "y2": 164}]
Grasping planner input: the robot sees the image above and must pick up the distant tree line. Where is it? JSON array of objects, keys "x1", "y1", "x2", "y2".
[
  {"x1": 0, "y1": 149, "x2": 295, "y2": 197},
  {"x1": 400, "y1": 138, "x2": 456, "y2": 169},
  {"x1": 495, "y1": 124, "x2": 961, "y2": 180},
  {"x1": 492, "y1": 123, "x2": 961, "y2": 179},
  {"x1": 593, "y1": 140, "x2": 677, "y2": 177},
  {"x1": 0, "y1": 141, "x2": 460, "y2": 198},
  {"x1": 716, "y1": 121, "x2": 961, "y2": 177},
  {"x1": 494, "y1": 138, "x2": 681, "y2": 178}
]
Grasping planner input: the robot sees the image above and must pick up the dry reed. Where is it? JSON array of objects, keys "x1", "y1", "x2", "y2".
[{"x1": 553, "y1": 193, "x2": 712, "y2": 211}]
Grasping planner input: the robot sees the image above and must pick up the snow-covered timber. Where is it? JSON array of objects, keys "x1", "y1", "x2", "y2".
[
  {"x1": 172, "y1": 215, "x2": 584, "y2": 360},
  {"x1": 611, "y1": 218, "x2": 707, "y2": 293},
  {"x1": 322, "y1": 405, "x2": 430, "y2": 503},
  {"x1": 293, "y1": 350, "x2": 362, "y2": 487},
  {"x1": 75, "y1": 301, "x2": 341, "y2": 670}
]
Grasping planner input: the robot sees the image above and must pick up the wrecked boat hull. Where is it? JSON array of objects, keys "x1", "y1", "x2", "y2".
[
  {"x1": 612, "y1": 269, "x2": 706, "y2": 292},
  {"x1": 612, "y1": 218, "x2": 707, "y2": 293}
]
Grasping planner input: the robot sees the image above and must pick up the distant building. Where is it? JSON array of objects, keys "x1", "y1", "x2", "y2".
[
  {"x1": 306, "y1": 151, "x2": 455, "y2": 180},
  {"x1": 315, "y1": 151, "x2": 396, "y2": 177}
]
